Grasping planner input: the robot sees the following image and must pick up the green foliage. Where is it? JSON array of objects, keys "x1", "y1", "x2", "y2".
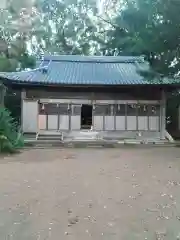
[
  {"x1": 34, "y1": 0, "x2": 108, "y2": 55},
  {"x1": 0, "y1": 107, "x2": 24, "y2": 153},
  {"x1": 104, "y1": 0, "x2": 180, "y2": 79},
  {"x1": 0, "y1": 0, "x2": 36, "y2": 72},
  {"x1": 0, "y1": 41, "x2": 36, "y2": 72},
  {"x1": 4, "y1": 88, "x2": 21, "y2": 124}
]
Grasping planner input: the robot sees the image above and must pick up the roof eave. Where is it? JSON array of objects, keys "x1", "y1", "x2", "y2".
[{"x1": 2, "y1": 78, "x2": 180, "y2": 89}]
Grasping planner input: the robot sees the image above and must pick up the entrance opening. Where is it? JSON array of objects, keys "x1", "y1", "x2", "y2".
[{"x1": 81, "y1": 104, "x2": 93, "y2": 129}]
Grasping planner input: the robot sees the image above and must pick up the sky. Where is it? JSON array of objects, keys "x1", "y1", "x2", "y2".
[
  {"x1": 0, "y1": 0, "x2": 110, "y2": 14},
  {"x1": 0, "y1": 0, "x2": 6, "y2": 9},
  {"x1": 97, "y1": 0, "x2": 107, "y2": 14}
]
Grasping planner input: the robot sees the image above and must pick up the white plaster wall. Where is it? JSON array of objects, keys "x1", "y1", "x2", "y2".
[
  {"x1": 48, "y1": 115, "x2": 58, "y2": 130},
  {"x1": 105, "y1": 116, "x2": 115, "y2": 131},
  {"x1": 138, "y1": 117, "x2": 148, "y2": 131},
  {"x1": 38, "y1": 115, "x2": 46, "y2": 130},
  {"x1": 59, "y1": 115, "x2": 69, "y2": 130},
  {"x1": 149, "y1": 116, "x2": 160, "y2": 131},
  {"x1": 116, "y1": 116, "x2": 126, "y2": 130},
  {"x1": 127, "y1": 116, "x2": 137, "y2": 130},
  {"x1": 22, "y1": 100, "x2": 38, "y2": 133},
  {"x1": 71, "y1": 116, "x2": 81, "y2": 130},
  {"x1": 93, "y1": 116, "x2": 104, "y2": 131}
]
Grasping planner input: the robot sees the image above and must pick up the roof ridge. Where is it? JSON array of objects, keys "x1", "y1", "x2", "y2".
[{"x1": 43, "y1": 55, "x2": 145, "y2": 63}]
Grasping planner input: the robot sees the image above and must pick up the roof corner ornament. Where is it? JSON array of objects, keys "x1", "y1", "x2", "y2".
[{"x1": 42, "y1": 66, "x2": 48, "y2": 74}]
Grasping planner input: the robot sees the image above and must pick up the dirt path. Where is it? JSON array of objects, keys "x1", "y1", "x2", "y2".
[{"x1": 0, "y1": 147, "x2": 180, "y2": 239}]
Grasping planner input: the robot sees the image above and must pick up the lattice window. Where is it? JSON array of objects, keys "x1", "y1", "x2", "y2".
[
  {"x1": 148, "y1": 105, "x2": 160, "y2": 116},
  {"x1": 46, "y1": 104, "x2": 59, "y2": 115},
  {"x1": 115, "y1": 104, "x2": 126, "y2": 116},
  {"x1": 127, "y1": 104, "x2": 138, "y2": 116},
  {"x1": 105, "y1": 105, "x2": 114, "y2": 116},
  {"x1": 94, "y1": 105, "x2": 106, "y2": 116},
  {"x1": 138, "y1": 104, "x2": 148, "y2": 116},
  {"x1": 39, "y1": 103, "x2": 47, "y2": 114},
  {"x1": 94, "y1": 105, "x2": 114, "y2": 116},
  {"x1": 71, "y1": 105, "x2": 81, "y2": 116},
  {"x1": 59, "y1": 104, "x2": 69, "y2": 115}
]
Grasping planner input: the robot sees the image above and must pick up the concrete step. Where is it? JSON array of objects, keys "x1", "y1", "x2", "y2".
[
  {"x1": 38, "y1": 136, "x2": 62, "y2": 141},
  {"x1": 63, "y1": 131, "x2": 100, "y2": 139},
  {"x1": 25, "y1": 139, "x2": 62, "y2": 144},
  {"x1": 37, "y1": 133, "x2": 62, "y2": 141},
  {"x1": 23, "y1": 133, "x2": 36, "y2": 140},
  {"x1": 24, "y1": 139, "x2": 64, "y2": 148},
  {"x1": 24, "y1": 141, "x2": 118, "y2": 149},
  {"x1": 124, "y1": 139, "x2": 143, "y2": 145},
  {"x1": 24, "y1": 141, "x2": 177, "y2": 149},
  {"x1": 70, "y1": 137, "x2": 100, "y2": 141}
]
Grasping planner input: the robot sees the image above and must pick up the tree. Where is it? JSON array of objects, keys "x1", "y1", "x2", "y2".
[
  {"x1": 0, "y1": 1, "x2": 38, "y2": 153},
  {"x1": 0, "y1": 0, "x2": 37, "y2": 71},
  {"x1": 32, "y1": 0, "x2": 122, "y2": 56},
  {"x1": 33, "y1": 0, "x2": 99, "y2": 55},
  {"x1": 104, "y1": 0, "x2": 180, "y2": 79},
  {"x1": 101, "y1": 0, "x2": 180, "y2": 135}
]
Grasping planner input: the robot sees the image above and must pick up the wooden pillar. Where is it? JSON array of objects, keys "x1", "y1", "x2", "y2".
[
  {"x1": 125, "y1": 104, "x2": 127, "y2": 130},
  {"x1": 91, "y1": 93, "x2": 95, "y2": 130},
  {"x1": 136, "y1": 103, "x2": 138, "y2": 131},
  {"x1": 114, "y1": 104, "x2": 116, "y2": 131},
  {"x1": 21, "y1": 89, "x2": 26, "y2": 128},
  {"x1": 160, "y1": 89, "x2": 166, "y2": 139},
  {"x1": 57, "y1": 103, "x2": 60, "y2": 131},
  {"x1": 103, "y1": 105, "x2": 105, "y2": 131},
  {"x1": 92, "y1": 103, "x2": 95, "y2": 130},
  {"x1": 69, "y1": 104, "x2": 72, "y2": 130}
]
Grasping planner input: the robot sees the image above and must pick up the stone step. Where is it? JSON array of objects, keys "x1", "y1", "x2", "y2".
[
  {"x1": 64, "y1": 131, "x2": 99, "y2": 138},
  {"x1": 124, "y1": 139, "x2": 143, "y2": 145},
  {"x1": 25, "y1": 139, "x2": 62, "y2": 144},
  {"x1": 38, "y1": 136, "x2": 62, "y2": 141},
  {"x1": 24, "y1": 141, "x2": 177, "y2": 149},
  {"x1": 71, "y1": 137, "x2": 100, "y2": 140},
  {"x1": 37, "y1": 133, "x2": 62, "y2": 141}
]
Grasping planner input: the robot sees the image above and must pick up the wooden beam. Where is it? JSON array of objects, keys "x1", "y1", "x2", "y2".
[{"x1": 160, "y1": 90, "x2": 166, "y2": 139}]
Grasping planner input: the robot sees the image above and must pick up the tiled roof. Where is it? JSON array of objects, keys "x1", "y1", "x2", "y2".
[
  {"x1": 43, "y1": 55, "x2": 145, "y2": 63},
  {"x1": 0, "y1": 55, "x2": 174, "y2": 86}
]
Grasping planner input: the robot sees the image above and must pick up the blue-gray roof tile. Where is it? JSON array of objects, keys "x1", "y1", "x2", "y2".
[{"x1": 0, "y1": 55, "x2": 169, "y2": 86}]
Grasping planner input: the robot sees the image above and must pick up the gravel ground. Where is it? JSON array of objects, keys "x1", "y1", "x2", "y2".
[{"x1": 0, "y1": 147, "x2": 180, "y2": 239}]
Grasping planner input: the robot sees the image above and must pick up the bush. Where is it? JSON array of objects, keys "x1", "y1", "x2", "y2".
[{"x1": 0, "y1": 107, "x2": 24, "y2": 153}]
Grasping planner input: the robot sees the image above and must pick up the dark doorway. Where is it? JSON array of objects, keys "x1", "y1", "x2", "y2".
[{"x1": 81, "y1": 104, "x2": 93, "y2": 129}]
